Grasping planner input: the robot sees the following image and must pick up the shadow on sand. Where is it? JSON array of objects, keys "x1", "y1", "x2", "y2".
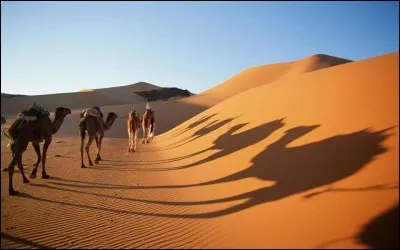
[
  {"x1": 131, "y1": 118, "x2": 285, "y2": 168},
  {"x1": 141, "y1": 114, "x2": 241, "y2": 152},
  {"x1": 315, "y1": 203, "x2": 399, "y2": 249},
  {"x1": 357, "y1": 203, "x2": 399, "y2": 249},
  {"x1": 31, "y1": 122, "x2": 396, "y2": 220},
  {"x1": 1, "y1": 232, "x2": 52, "y2": 249}
]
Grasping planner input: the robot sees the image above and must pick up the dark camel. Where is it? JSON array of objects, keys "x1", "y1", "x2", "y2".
[
  {"x1": 6, "y1": 106, "x2": 71, "y2": 195},
  {"x1": 142, "y1": 109, "x2": 155, "y2": 144}
]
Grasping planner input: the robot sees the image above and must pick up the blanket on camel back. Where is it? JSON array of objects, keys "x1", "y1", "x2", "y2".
[
  {"x1": 8, "y1": 103, "x2": 51, "y2": 141},
  {"x1": 80, "y1": 108, "x2": 103, "y2": 118},
  {"x1": 17, "y1": 103, "x2": 50, "y2": 121},
  {"x1": 78, "y1": 108, "x2": 104, "y2": 132}
]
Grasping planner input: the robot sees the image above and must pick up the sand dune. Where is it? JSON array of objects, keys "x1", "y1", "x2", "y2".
[
  {"x1": 1, "y1": 51, "x2": 398, "y2": 249},
  {"x1": 201, "y1": 54, "x2": 352, "y2": 103},
  {"x1": 60, "y1": 53, "x2": 353, "y2": 137},
  {"x1": 1, "y1": 54, "x2": 353, "y2": 134},
  {"x1": 0, "y1": 82, "x2": 159, "y2": 117}
]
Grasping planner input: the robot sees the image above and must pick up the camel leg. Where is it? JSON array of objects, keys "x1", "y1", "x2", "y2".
[
  {"x1": 80, "y1": 133, "x2": 86, "y2": 168},
  {"x1": 17, "y1": 158, "x2": 30, "y2": 184},
  {"x1": 41, "y1": 138, "x2": 52, "y2": 179},
  {"x1": 30, "y1": 142, "x2": 41, "y2": 179},
  {"x1": 143, "y1": 127, "x2": 150, "y2": 144},
  {"x1": 133, "y1": 129, "x2": 138, "y2": 151},
  {"x1": 85, "y1": 136, "x2": 95, "y2": 166},
  {"x1": 8, "y1": 140, "x2": 28, "y2": 195},
  {"x1": 8, "y1": 156, "x2": 20, "y2": 195},
  {"x1": 94, "y1": 136, "x2": 100, "y2": 164},
  {"x1": 150, "y1": 123, "x2": 156, "y2": 140},
  {"x1": 32, "y1": 142, "x2": 41, "y2": 167},
  {"x1": 3, "y1": 141, "x2": 16, "y2": 172},
  {"x1": 147, "y1": 126, "x2": 151, "y2": 143},
  {"x1": 128, "y1": 129, "x2": 132, "y2": 152},
  {"x1": 95, "y1": 134, "x2": 103, "y2": 162},
  {"x1": 99, "y1": 135, "x2": 104, "y2": 160},
  {"x1": 142, "y1": 124, "x2": 146, "y2": 144}
]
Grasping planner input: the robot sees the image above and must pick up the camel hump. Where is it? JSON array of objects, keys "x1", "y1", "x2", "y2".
[
  {"x1": 19, "y1": 104, "x2": 50, "y2": 121},
  {"x1": 130, "y1": 110, "x2": 140, "y2": 117},
  {"x1": 83, "y1": 108, "x2": 101, "y2": 118}
]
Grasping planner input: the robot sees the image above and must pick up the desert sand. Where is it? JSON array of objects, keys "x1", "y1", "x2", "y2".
[{"x1": 1, "y1": 51, "x2": 398, "y2": 249}]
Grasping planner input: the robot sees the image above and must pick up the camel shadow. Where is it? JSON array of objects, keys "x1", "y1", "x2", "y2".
[
  {"x1": 33, "y1": 180, "x2": 398, "y2": 219},
  {"x1": 1, "y1": 232, "x2": 52, "y2": 249},
  {"x1": 191, "y1": 125, "x2": 394, "y2": 187},
  {"x1": 143, "y1": 115, "x2": 240, "y2": 152},
  {"x1": 136, "y1": 118, "x2": 286, "y2": 170},
  {"x1": 315, "y1": 202, "x2": 399, "y2": 249},
  {"x1": 169, "y1": 113, "x2": 218, "y2": 137},
  {"x1": 41, "y1": 122, "x2": 397, "y2": 220},
  {"x1": 357, "y1": 203, "x2": 399, "y2": 249},
  {"x1": 103, "y1": 125, "x2": 396, "y2": 218}
]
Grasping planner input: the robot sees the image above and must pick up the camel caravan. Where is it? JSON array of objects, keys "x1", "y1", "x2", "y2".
[{"x1": 1, "y1": 102, "x2": 156, "y2": 196}]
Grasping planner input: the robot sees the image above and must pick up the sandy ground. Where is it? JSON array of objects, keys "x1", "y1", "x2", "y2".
[{"x1": 1, "y1": 52, "x2": 398, "y2": 249}]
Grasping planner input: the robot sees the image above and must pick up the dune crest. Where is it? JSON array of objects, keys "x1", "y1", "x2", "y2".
[{"x1": 281, "y1": 54, "x2": 353, "y2": 78}]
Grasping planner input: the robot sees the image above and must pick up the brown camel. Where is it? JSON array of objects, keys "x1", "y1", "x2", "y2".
[
  {"x1": 29, "y1": 109, "x2": 72, "y2": 179},
  {"x1": 79, "y1": 109, "x2": 118, "y2": 168},
  {"x1": 6, "y1": 106, "x2": 71, "y2": 195},
  {"x1": 127, "y1": 108, "x2": 141, "y2": 152},
  {"x1": 142, "y1": 103, "x2": 156, "y2": 144},
  {"x1": 2, "y1": 108, "x2": 72, "y2": 175}
]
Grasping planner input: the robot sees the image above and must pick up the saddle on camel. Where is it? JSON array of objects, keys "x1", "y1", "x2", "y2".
[
  {"x1": 9, "y1": 103, "x2": 51, "y2": 143},
  {"x1": 79, "y1": 106, "x2": 103, "y2": 130}
]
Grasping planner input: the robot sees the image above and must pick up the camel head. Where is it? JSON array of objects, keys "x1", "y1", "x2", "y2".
[
  {"x1": 106, "y1": 112, "x2": 118, "y2": 122},
  {"x1": 102, "y1": 112, "x2": 118, "y2": 130},
  {"x1": 129, "y1": 110, "x2": 140, "y2": 119},
  {"x1": 1, "y1": 116, "x2": 5, "y2": 125},
  {"x1": 54, "y1": 107, "x2": 72, "y2": 120}
]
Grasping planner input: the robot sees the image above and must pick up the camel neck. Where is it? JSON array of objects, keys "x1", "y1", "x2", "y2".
[
  {"x1": 104, "y1": 118, "x2": 114, "y2": 130},
  {"x1": 52, "y1": 117, "x2": 65, "y2": 134}
]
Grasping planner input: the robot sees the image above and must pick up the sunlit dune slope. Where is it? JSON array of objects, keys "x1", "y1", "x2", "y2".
[{"x1": 147, "y1": 51, "x2": 398, "y2": 248}]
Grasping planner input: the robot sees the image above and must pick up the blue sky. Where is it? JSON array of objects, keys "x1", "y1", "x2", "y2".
[{"x1": 1, "y1": 1, "x2": 398, "y2": 95}]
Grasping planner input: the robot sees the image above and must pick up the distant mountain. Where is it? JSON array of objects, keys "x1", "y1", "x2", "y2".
[
  {"x1": 135, "y1": 87, "x2": 194, "y2": 102},
  {"x1": 1, "y1": 82, "x2": 194, "y2": 115},
  {"x1": 1, "y1": 93, "x2": 28, "y2": 98}
]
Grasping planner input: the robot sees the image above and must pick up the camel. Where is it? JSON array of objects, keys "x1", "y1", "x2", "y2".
[
  {"x1": 79, "y1": 109, "x2": 118, "y2": 168},
  {"x1": 6, "y1": 106, "x2": 71, "y2": 195},
  {"x1": 29, "y1": 112, "x2": 73, "y2": 179},
  {"x1": 127, "y1": 108, "x2": 141, "y2": 152},
  {"x1": 142, "y1": 103, "x2": 156, "y2": 144},
  {"x1": 2, "y1": 108, "x2": 72, "y2": 176}
]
